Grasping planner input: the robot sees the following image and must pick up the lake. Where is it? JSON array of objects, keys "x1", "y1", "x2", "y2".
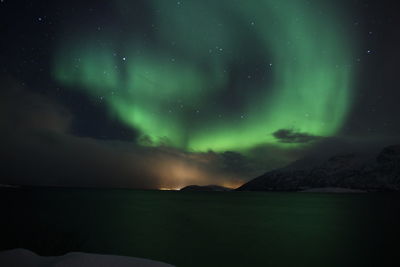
[{"x1": 1, "y1": 188, "x2": 399, "y2": 266}]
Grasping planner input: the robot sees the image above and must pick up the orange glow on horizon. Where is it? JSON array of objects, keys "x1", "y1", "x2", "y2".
[{"x1": 149, "y1": 154, "x2": 247, "y2": 191}]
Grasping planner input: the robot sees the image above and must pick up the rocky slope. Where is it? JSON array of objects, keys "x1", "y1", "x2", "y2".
[{"x1": 237, "y1": 145, "x2": 400, "y2": 192}]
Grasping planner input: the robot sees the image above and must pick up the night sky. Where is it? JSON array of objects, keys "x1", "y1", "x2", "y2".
[{"x1": 1, "y1": 0, "x2": 400, "y2": 189}]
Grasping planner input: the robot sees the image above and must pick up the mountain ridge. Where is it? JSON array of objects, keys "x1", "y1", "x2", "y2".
[{"x1": 236, "y1": 144, "x2": 400, "y2": 192}]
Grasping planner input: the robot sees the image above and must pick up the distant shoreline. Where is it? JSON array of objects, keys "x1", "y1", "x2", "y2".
[
  {"x1": 299, "y1": 187, "x2": 367, "y2": 193},
  {"x1": 0, "y1": 185, "x2": 380, "y2": 194}
]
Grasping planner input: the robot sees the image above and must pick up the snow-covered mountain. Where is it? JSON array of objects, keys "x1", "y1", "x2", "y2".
[{"x1": 237, "y1": 145, "x2": 400, "y2": 192}]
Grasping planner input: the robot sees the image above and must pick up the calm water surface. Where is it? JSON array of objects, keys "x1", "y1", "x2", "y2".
[{"x1": 1, "y1": 188, "x2": 399, "y2": 267}]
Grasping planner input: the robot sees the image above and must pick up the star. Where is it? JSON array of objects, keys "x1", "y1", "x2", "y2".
[{"x1": 50, "y1": 0, "x2": 359, "y2": 153}]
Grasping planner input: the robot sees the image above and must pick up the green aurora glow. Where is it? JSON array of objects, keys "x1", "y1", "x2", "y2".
[{"x1": 54, "y1": 0, "x2": 355, "y2": 152}]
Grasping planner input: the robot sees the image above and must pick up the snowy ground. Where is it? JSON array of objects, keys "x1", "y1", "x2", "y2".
[{"x1": 0, "y1": 248, "x2": 174, "y2": 267}]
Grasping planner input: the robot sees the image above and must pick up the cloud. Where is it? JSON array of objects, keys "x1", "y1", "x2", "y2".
[
  {"x1": 1, "y1": 132, "x2": 252, "y2": 189},
  {"x1": 5, "y1": 80, "x2": 360, "y2": 190},
  {"x1": 273, "y1": 129, "x2": 322, "y2": 144},
  {"x1": 0, "y1": 80, "x2": 254, "y2": 189},
  {"x1": 3, "y1": 81, "x2": 392, "y2": 190},
  {"x1": 0, "y1": 79, "x2": 72, "y2": 134}
]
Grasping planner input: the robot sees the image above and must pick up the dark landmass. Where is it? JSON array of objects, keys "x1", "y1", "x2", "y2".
[
  {"x1": 299, "y1": 187, "x2": 366, "y2": 193},
  {"x1": 180, "y1": 185, "x2": 232, "y2": 192},
  {"x1": 237, "y1": 145, "x2": 400, "y2": 192}
]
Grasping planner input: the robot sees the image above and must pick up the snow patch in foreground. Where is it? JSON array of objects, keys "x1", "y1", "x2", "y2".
[{"x1": 0, "y1": 248, "x2": 174, "y2": 267}]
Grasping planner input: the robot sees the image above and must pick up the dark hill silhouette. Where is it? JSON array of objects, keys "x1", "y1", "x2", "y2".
[{"x1": 180, "y1": 185, "x2": 232, "y2": 192}]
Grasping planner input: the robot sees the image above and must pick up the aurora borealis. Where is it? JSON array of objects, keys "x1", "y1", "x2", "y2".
[
  {"x1": 2, "y1": 0, "x2": 400, "y2": 189},
  {"x1": 53, "y1": 0, "x2": 355, "y2": 152},
  {"x1": 3, "y1": 2, "x2": 400, "y2": 266}
]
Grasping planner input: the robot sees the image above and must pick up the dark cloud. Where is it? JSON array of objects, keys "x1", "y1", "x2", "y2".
[
  {"x1": 1, "y1": 129, "x2": 249, "y2": 190},
  {"x1": 0, "y1": 81, "x2": 258, "y2": 189},
  {"x1": 219, "y1": 151, "x2": 264, "y2": 177},
  {"x1": 273, "y1": 129, "x2": 322, "y2": 144},
  {"x1": 0, "y1": 79, "x2": 72, "y2": 134},
  {"x1": 4, "y1": 81, "x2": 394, "y2": 190}
]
